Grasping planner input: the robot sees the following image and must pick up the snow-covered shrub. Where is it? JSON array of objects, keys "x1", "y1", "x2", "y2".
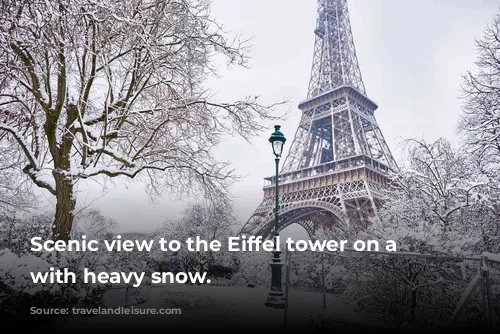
[
  {"x1": 287, "y1": 250, "x2": 323, "y2": 292},
  {"x1": 0, "y1": 210, "x2": 137, "y2": 323},
  {"x1": 0, "y1": 214, "x2": 52, "y2": 256},
  {"x1": 149, "y1": 201, "x2": 240, "y2": 284},
  {"x1": 229, "y1": 250, "x2": 271, "y2": 287},
  {"x1": 339, "y1": 206, "x2": 482, "y2": 327},
  {"x1": 0, "y1": 248, "x2": 108, "y2": 322}
]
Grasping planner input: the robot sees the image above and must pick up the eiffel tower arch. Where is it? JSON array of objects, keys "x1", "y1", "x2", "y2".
[{"x1": 240, "y1": 0, "x2": 398, "y2": 239}]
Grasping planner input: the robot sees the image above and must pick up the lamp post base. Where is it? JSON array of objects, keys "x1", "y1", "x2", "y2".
[
  {"x1": 265, "y1": 250, "x2": 285, "y2": 309},
  {"x1": 264, "y1": 293, "x2": 285, "y2": 309}
]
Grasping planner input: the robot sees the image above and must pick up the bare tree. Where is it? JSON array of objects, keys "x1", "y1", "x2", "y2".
[
  {"x1": 398, "y1": 138, "x2": 483, "y2": 232},
  {"x1": 153, "y1": 200, "x2": 236, "y2": 277},
  {"x1": 71, "y1": 208, "x2": 116, "y2": 240},
  {"x1": 458, "y1": 9, "x2": 500, "y2": 252},
  {"x1": 459, "y1": 10, "x2": 500, "y2": 166},
  {"x1": 0, "y1": 0, "x2": 286, "y2": 241}
]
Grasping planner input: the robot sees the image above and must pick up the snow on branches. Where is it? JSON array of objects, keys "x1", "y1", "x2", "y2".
[
  {"x1": 459, "y1": 11, "x2": 500, "y2": 167},
  {"x1": 0, "y1": 0, "x2": 287, "y2": 240},
  {"x1": 396, "y1": 138, "x2": 485, "y2": 232}
]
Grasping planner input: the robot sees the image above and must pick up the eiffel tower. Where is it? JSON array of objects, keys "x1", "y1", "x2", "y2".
[{"x1": 240, "y1": 0, "x2": 398, "y2": 238}]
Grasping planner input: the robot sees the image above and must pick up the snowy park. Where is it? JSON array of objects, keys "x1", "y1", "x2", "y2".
[{"x1": 1, "y1": 0, "x2": 500, "y2": 331}]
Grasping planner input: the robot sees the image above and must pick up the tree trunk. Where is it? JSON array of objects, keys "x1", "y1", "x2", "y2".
[
  {"x1": 49, "y1": 102, "x2": 78, "y2": 242},
  {"x1": 52, "y1": 173, "x2": 75, "y2": 241},
  {"x1": 410, "y1": 288, "x2": 417, "y2": 323}
]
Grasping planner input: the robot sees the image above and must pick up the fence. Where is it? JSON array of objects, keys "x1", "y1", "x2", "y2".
[{"x1": 282, "y1": 247, "x2": 499, "y2": 330}]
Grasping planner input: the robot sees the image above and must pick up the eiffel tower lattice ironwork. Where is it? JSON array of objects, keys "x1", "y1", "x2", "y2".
[{"x1": 240, "y1": 0, "x2": 398, "y2": 238}]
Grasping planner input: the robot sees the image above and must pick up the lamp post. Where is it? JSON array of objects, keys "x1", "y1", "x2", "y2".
[{"x1": 265, "y1": 125, "x2": 286, "y2": 309}]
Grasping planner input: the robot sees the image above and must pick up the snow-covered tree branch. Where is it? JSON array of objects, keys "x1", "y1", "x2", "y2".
[
  {"x1": 0, "y1": 0, "x2": 288, "y2": 241},
  {"x1": 398, "y1": 138, "x2": 485, "y2": 232},
  {"x1": 150, "y1": 200, "x2": 237, "y2": 278},
  {"x1": 459, "y1": 11, "x2": 500, "y2": 167}
]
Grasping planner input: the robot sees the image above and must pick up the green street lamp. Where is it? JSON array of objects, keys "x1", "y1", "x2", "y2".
[{"x1": 265, "y1": 125, "x2": 286, "y2": 309}]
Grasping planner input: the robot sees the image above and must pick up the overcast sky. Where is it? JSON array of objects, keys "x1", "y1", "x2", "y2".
[{"x1": 43, "y1": 0, "x2": 499, "y2": 237}]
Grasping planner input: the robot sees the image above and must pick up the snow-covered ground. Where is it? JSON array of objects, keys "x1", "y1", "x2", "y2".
[{"x1": 51, "y1": 284, "x2": 390, "y2": 331}]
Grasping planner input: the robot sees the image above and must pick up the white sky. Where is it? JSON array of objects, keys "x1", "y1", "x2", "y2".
[{"x1": 39, "y1": 0, "x2": 500, "y2": 237}]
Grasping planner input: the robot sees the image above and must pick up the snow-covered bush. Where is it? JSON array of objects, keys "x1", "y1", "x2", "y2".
[
  {"x1": 345, "y1": 215, "x2": 481, "y2": 327},
  {"x1": 0, "y1": 247, "x2": 109, "y2": 322},
  {"x1": 149, "y1": 201, "x2": 240, "y2": 283},
  {"x1": 0, "y1": 210, "x2": 138, "y2": 323},
  {"x1": 229, "y1": 250, "x2": 271, "y2": 287},
  {"x1": 0, "y1": 214, "x2": 52, "y2": 256}
]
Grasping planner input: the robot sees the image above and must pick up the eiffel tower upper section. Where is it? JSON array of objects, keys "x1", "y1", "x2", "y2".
[
  {"x1": 307, "y1": 0, "x2": 366, "y2": 99},
  {"x1": 239, "y1": 0, "x2": 398, "y2": 238},
  {"x1": 280, "y1": 0, "x2": 397, "y2": 177}
]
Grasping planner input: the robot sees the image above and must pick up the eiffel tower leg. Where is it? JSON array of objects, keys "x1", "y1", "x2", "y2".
[{"x1": 364, "y1": 180, "x2": 380, "y2": 224}]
